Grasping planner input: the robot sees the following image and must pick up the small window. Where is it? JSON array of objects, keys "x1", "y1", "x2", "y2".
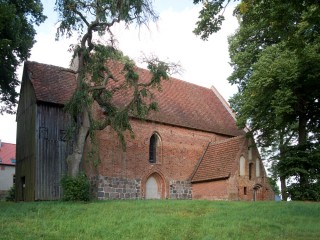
[
  {"x1": 11, "y1": 158, "x2": 16, "y2": 164},
  {"x1": 244, "y1": 187, "x2": 247, "y2": 195},
  {"x1": 0, "y1": 157, "x2": 2, "y2": 163}
]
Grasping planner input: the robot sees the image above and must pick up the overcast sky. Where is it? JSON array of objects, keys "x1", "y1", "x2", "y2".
[{"x1": 0, "y1": 0, "x2": 239, "y2": 144}]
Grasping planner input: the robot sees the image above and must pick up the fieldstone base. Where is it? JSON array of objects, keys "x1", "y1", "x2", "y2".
[
  {"x1": 92, "y1": 175, "x2": 141, "y2": 200},
  {"x1": 169, "y1": 180, "x2": 192, "y2": 199}
]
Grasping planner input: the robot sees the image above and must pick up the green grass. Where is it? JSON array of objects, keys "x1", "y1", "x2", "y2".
[{"x1": 1, "y1": 200, "x2": 319, "y2": 240}]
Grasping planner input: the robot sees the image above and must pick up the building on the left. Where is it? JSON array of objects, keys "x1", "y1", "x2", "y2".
[{"x1": 0, "y1": 141, "x2": 16, "y2": 199}]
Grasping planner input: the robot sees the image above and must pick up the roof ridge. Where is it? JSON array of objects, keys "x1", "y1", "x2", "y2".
[
  {"x1": 0, "y1": 142, "x2": 15, "y2": 146},
  {"x1": 25, "y1": 61, "x2": 76, "y2": 73},
  {"x1": 135, "y1": 64, "x2": 214, "y2": 91}
]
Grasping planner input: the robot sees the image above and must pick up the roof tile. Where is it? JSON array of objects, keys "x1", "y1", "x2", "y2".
[
  {"x1": 0, "y1": 142, "x2": 16, "y2": 165},
  {"x1": 191, "y1": 136, "x2": 246, "y2": 182},
  {"x1": 24, "y1": 61, "x2": 244, "y2": 136}
]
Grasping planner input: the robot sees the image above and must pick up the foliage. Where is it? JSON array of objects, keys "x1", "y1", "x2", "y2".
[
  {"x1": 0, "y1": 0, "x2": 46, "y2": 113},
  {"x1": 288, "y1": 182, "x2": 320, "y2": 201},
  {"x1": 54, "y1": 0, "x2": 178, "y2": 176},
  {"x1": 5, "y1": 184, "x2": 15, "y2": 202},
  {"x1": 268, "y1": 178, "x2": 280, "y2": 196},
  {"x1": 1, "y1": 201, "x2": 320, "y2": 239},
  {"x1": 194, "y1": 0, "x2": 320, "y2": 200},
  {"x1": 193, "y1": 0, "x2": 231, "y2": 40},
  {"x1": 60, "y1": 173, "x2": 90, "y2": 201}
]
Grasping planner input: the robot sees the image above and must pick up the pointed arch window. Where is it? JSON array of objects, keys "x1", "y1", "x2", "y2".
[
  {"x1": 256, "y1": 158, "x2": 260, "y2": 177},
  {"x1": 149, "y1": 134, "x2": 158, "y2": 163},
  {"x1": 240, "y1": 156, "x2": 246, "y2": 176}
]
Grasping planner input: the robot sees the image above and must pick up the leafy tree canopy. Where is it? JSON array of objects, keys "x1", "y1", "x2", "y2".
[
  {"x1": 194, "y1": 0, "x2": 320, "y2": 200},
  {"x1": 54, "y1": 0, "x2": 178, "y2": 176},
  {"x1": 0, "y1": 0, "x2": 46, "y2": 113}
]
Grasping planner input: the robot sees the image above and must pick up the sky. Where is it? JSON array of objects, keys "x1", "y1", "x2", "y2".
[{"x1": 0, "y1": 0, "x2": 239, "y2": 144}]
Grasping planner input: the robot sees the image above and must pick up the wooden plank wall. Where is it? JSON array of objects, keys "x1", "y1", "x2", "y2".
[
  {"x1": 16, "y1": 76, "x2": 37, "y2": 201},
  {"x1": 35, "y1": 104, "x2": 72, "y2": 200}
]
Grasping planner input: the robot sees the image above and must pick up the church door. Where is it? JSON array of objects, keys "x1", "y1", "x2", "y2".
[{"x1": 146, "y1": 176, "x2": 161, "y2": 199}]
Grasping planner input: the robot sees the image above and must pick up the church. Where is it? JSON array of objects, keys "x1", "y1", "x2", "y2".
[{"x1": 15, "y1": 61, "x2": 274, "y2": 201}]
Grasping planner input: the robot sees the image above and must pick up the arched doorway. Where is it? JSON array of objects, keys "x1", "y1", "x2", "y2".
[
  {"x1": 145, "y1": 173, "x2": 165, "y2": 199},
  {"x1": 253, "y1": 184, "x2": 263, "y2": 201}
]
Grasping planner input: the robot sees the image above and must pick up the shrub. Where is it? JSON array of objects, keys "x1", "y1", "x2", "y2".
[
  {"x1": 6, "y1": 184, "x2": 15, "y2": 201},
  {"x1": 288, "y1": 182, "x2": 320, "y2": 201},
  {"x1": 61, "y1": 173, "x2": 90, "y2": 201}
]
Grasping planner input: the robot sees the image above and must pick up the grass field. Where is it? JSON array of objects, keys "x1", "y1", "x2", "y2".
[{"x1": 1, "y1": 200, "x2": 319, "y2": 240}]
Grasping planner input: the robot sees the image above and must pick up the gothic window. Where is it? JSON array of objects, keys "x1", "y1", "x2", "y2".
[
  {"x1": 256, "y1": 158, "x2": 260, "y2": 177},
  {"x1": 240, "y1": 156, "x2": 246, "y2": 176},
  {"x1": 149, "y1": 133, "x2": 158, "y2": 163}
]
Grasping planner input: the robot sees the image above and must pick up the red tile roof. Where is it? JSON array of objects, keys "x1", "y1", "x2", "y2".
[
  {"x1": 0, "y1": 142, "x2": 16, "y2": 165},
  {"x1": 24, "y1": 61, "x2": 244, "y2": 136},
  {"x1": 191, "y1": 136, "x2": 246, "y2": 182},
  {"x1": 25, "y1": 61, "x2": 77, "y2": 105}
]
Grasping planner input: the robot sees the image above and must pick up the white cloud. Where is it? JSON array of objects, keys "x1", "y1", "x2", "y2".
[{"x1": 107, "y1": 4, "x2": 238, "y2": 100}]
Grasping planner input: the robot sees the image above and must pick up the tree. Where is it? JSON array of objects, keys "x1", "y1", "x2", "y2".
[
  {"x1": 194, "y1": 0, "x2": 320, "y2": 200},
  {"x1": 0, "y1": 0, "x2": 46, "y2": 114},
  {"x1": 54, "y1": 0, "x2": 178, "y2": 177}
]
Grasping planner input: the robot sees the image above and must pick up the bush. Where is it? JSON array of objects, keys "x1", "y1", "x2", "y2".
[
  {"x1": 288, "y1": 182, "x2": 320, "y2": 201},
  {"x1": 6, "y1": 184, "x2": 15, "y2": 201},
  {"x1": 61, "y1": 173, "x2": 90, "y2": 201}
]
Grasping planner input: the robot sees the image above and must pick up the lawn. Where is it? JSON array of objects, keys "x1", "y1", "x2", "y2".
[{"x1": 0, "y1": 200, "x2": 319, "y2": 240}]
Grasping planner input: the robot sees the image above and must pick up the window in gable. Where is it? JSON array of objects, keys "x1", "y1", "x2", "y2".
[
  {"x1": 256, "y1": 158, "x2": 260, "y2": 177},
  {"x1": 240, "y1": 156, "x2": 246, "y2": 176}
]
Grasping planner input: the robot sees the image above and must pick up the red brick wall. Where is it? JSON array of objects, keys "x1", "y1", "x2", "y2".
[
  {"x1": 193, "y1": 180, "x2": 229, "y2": 200},
  {"x1": 92, "y1": 119, "x2": 226, "y2": 179},
  {"x1": 84, "y1": 118, "x2": 274, "y2": 201},
  {"x1": 84, "y1": 118, "x2": 227, "y2": 199}
]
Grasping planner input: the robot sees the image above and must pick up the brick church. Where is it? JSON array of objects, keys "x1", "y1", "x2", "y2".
[{"x1": 15, "y1": 61, "x2": 274, "y2": 201}]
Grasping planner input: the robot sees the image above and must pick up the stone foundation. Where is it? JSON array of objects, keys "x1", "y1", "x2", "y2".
[
  {"x1": 169, "y1": 180, "x2": 192, "y2": 199},
  {"x1": 93, "y1": 175, "x2": 141, "y2": 200}
]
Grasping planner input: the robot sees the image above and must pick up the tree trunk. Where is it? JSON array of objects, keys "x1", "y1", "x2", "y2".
[
  {"x1": 279, "y1": 131, "x2": 288, "y2": 201},
  {"x1": 66, "y1": 109, "x2": 90, "y2": 177},
  {"x1": 280, "y1": 176, "x2": 287, "y2": 201},
  {"x1": 298, "y1": 111, "x2": 308, "y2": 185}
]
